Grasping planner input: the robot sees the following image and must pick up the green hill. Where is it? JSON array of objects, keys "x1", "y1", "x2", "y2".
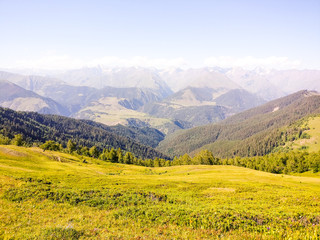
[
  {"x1": 0, "y1": 107, "x2": 167, "y2": 159},
  {"x1": 0, "y1": 145, "x2": 319, "y2": 239},
  {"x1": 278, "y1": 115, "x2": 320, "y2": 153},
  {"x1": 157, "y1": 90, "x2": 320, "y2": 157}
]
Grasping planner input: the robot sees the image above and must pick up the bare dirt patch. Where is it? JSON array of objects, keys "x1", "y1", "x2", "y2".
[{"x1": 0, "y1": 146, "x2": 29, "y2": 158}]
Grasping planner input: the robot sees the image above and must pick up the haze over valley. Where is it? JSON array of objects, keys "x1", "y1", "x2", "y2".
[{"x1": 1, "y1": 67, "x2": 320, "y2": 134}]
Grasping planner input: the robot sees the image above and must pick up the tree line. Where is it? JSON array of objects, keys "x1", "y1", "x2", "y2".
[{"x1": 1, "y1": 133, "x2": 319, "y2": 174}]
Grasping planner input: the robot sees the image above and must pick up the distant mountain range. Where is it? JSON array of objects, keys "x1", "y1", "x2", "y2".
[
  {"x1": 1, "y1": 90, "x2": 320, "y2": 161},
  {"x1": 143, "y1": 88, "x2": 265, "y2": 127},
  {"x1": 0, "y1": 67, "x2": 319, "y2": 135},
  {"x1": 0, "y1": 80, "x2": 69, "y2": 115},
  {"x1": 225, "y1": 68, "x2": 320, "y2": 100},
  {"x1": 54, "y1": 66, "x2": 173, "y2": 97},
  {"x1": 158, "y1": 67, "x2": 240, "y2": 91}
]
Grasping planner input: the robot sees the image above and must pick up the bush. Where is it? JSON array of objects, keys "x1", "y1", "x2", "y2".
[
  {"x1": 11, "y1": 134, "x2": 24, "y2": 146},
  {"x1": 40, "y1": 140, "x2": 61, "y2": 151},
  {"x1": 0, "y1": 134, "x2": 10, "y2": 145},
  {"x1": 300, "y1": 132, "x2": 311, "y2": 139},
  {"x1": 43, "y1": 227, "x2": 84, "y2": 240}
]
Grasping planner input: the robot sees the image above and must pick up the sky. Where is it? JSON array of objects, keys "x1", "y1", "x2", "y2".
[{"x1": 0, "y1": 0, "x2": 319, "y2": 70}]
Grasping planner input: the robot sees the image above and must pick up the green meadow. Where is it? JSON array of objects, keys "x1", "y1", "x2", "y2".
[
  {"x1": 289, "y1": 116, "x2": 320, "y2": 153},
  {"x1": 1, "y1": 145, "x2": 320, "y2": 239}
]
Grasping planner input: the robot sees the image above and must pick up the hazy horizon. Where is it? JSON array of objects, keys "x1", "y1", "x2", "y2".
[{"x1": 1, "y1": 0, "x2": 319, "y2": 71}]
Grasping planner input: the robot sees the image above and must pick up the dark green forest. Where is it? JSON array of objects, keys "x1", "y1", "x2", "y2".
[{"x1": 0, "y1": 107, "x2": 167, "y2": 159}]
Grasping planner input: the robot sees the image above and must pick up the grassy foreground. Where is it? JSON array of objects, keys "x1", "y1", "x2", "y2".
[{"x1": 0, "y1": 145, "x2": 320, "y2": 239}]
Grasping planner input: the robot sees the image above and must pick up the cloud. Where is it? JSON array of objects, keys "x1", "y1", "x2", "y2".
[
  {"x1": 4, "y1": 54, "x2": 304, "y2": 70},
  {"x1": 88, "y1": 56, "x2": 188, "y2": 69},
  {"x1": 204, "y1": 56, "x2": 301, "y2": 70},
  {"x1": 7, "y1": 54, "x2": 188, "y2": 70},
  {"x1": 14, "y1": 54, "x2": 85, "y2": 70}
]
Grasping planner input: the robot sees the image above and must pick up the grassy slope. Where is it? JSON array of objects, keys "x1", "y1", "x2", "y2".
[
  {"x1": 284, "y1": 115, "x2": 320, "y2": 152},
  {"x1": 73, "y1": 97, "x2": 182, "y2": 135},
  {"x1": 1, "y1": 145, "x2": 320, "y2": 239}
]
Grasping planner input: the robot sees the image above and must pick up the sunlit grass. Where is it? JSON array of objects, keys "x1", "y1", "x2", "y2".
[{"x1": 1, "y1": 145, "x2": 320, "y2": 239}]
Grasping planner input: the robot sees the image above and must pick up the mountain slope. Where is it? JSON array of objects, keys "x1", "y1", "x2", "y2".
[
  {"x1": 214, "y1": 89, "x2": 265, "y2": 113},
  {"x1": 157, "y1": 90, "x2": 320, "y2": 157},
  {"x1": 143, "y1": 68, "x2": 265, "y2": 127},
  {"x1": 226, "y1": 68, "x2": 286, "y2": 100},
  {"x1": 226, "y1": 68, "x2": 320, "y2": 100},
  {"x1": 88, "y1": 86, "x2": 168, "y2": 110},
  {"x1": 55, "y1": 66, "x2": 173, "y2": 96},
  {"x1": 43, "y1": 85, "x2": 168, "y2": 114},
  {"x1": 159, "y1": 68, "x2": 240, "y2": 92},
  {"x1": 267, "y1": 69, "x2": 320, "y2": 94},
  {"x1": 81, "y1": 120, "x2": 165, "y2": 148},
  {"x1": 0, "y1": 80, "x2": 69, "y2": 115},
  {"x1": 0, "y1": 71, "x2": 97, "y2": 114},
  {"x1": 0, "y1": 71, "x2": 64, "y2": 95},
  {"x1": 0, "y1": 107, "x2": 168, "y2": 159},
  {"x1": 144, "y1": 88, "x2": 265, "y2": 127}
]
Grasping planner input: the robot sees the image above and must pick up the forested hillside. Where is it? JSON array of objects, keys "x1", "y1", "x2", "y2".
[
  {"x1": 157, "y1": 90, "x2": 320, "y2": 157},
  {"x1": 0, "y1": 107, "x2": 168, "y2": 159},
  {"x1": 82, "y1": 120, "x2": 165, "y2": 148}
]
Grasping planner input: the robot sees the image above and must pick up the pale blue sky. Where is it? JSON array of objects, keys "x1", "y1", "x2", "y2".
[{"x1": 0, "y1": 0, "x2": 319, "y2": 69}]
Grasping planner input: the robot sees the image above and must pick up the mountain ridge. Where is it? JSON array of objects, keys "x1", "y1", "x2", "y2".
[
  {"x1": 157, "y1": 90, "x2": 320, "y2": 157},
  {"x1": 0, "y1": 80, "x2": 69, "y2": 116}
]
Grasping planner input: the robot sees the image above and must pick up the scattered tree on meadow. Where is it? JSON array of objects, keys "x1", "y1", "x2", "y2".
[
  {"x1": 40, "y1": 140, "x2": 61, "y2": 151},
  {"x1": 67, "y1": 140, "x2": 76, "y2": 153},
  {"x1": 123, "y1": 152, "x2": 134, "y2": 164},
  {"x1": 89, "y1": 146, "x2": 100, "y2": 158},
  {"x1": 0, "y1": 134, "x2": 10, "y2": 145},
  {"x1": 11, "y1": 134, "x2": 24, "y2": 146}
]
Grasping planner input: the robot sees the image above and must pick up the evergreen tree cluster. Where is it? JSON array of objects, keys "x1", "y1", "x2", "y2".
[
  {"x1": 0, "y1": 107, "x2": 168, "y2": 159},
  {"x1": 1, "y1": 133, "x2": 319, "y2": 174},
  {"x1": 33, "y1": 138, "x2": 320, "y2": 174}
]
